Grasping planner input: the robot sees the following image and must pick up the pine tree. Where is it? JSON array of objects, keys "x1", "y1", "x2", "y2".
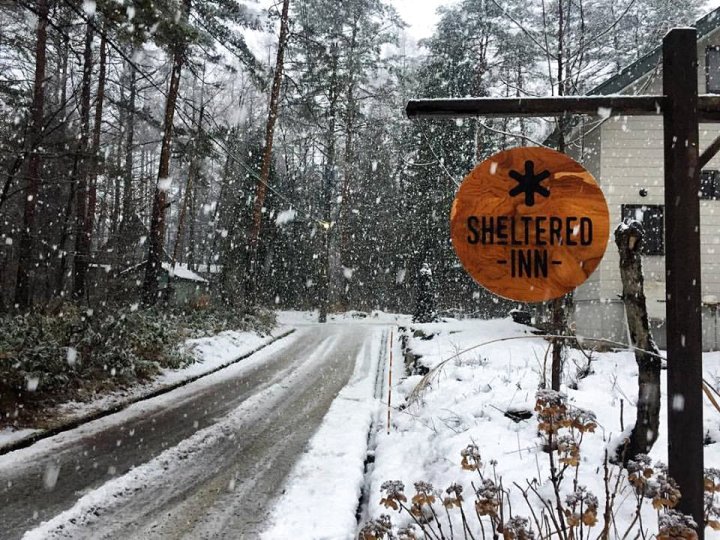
[
  {"x1": 14, "y1": 0, "x2": 49, "y2": 310},
  {"x1": 142, "y1": 0, "x2": 261, "y2": 305},
  {"x1": 413, "y1": 262, "x2": 437, "y2": 323},
  {"x1": 287, "y1": 0, "x2": 401, "y2": 320}
]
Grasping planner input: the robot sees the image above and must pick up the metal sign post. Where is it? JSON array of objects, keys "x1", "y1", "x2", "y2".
[{"x1": 407, "y1": 27, "x2": 710, "y2": 536}]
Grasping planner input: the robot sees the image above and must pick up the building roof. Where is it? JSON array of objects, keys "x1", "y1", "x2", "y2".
[
  {"x1": 119, "y1": 261, "x2": 208, "y2": 283},
  {"x1": 542, "y1": 8, "x2": 720, "y2": 147},
  {"x1": 162, "y1": 263, "x2": 207, "y2": 283},
  {"x1": 589, "y1": 8, "x2": 720, "y2": 96}
]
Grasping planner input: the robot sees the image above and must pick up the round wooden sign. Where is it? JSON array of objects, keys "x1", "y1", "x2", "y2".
[{"x1": 450, "y1": 147, "x2": 610, "y2": 303}]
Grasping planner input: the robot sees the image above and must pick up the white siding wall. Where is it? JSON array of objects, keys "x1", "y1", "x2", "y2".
[
  {"x1": 586, "y1": 34, "x2": 720, "y2": 319},
  {"x1": 572, "y1": 127, "x2": 603, "y2": 302}
]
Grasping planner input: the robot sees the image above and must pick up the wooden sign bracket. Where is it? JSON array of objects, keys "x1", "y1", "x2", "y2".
[{"x1": 407, "y1": 28, "x2": 711, "y2": 537}]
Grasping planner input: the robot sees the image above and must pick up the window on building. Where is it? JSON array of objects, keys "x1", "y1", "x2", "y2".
[
  {"x1": 707, "y1": 47, "x2": 720, "y2": 93},
  {"x1": 701, "y1": 169, "x2": 720, "y2": 200},
  {"x1": 621, "y1": 204, "x2": 664, "y2": 255}
]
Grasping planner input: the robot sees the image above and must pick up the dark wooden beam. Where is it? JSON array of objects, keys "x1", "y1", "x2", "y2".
[
  {"x1": 699, "y1": 95, "x2": 720, "y2": 122},
  {"x1": 664, "y1": 27, "x2": 704, "y2": 538},
  {"x1": 406, "y1": 95, "x2": 664, "y2": 118},
  {"x1": 699, "y1": 133, "x2": 720, "y2": 170},
  {"x1": 406, "y1": 94, "x2": 720, "y2": 122}
]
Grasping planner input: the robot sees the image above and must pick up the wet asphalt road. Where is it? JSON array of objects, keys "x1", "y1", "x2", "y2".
[{"x1": 0, "y1": 323, "x2": 383, "y2": 539}]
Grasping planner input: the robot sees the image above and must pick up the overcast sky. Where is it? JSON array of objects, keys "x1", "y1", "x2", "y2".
[
  {"x1": 390, "y1": 0, "x2": 460, "y2": 40},
  {"x1": 391, "y1": 0, "x2": 720, "y2": 41}
]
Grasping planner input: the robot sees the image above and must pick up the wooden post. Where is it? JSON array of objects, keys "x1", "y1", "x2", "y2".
[
  {"x1": 663, "y1": 28, "x2": 704, "y2": 536},
  {"x1": 387, "y1": 329, "x2": 393, "y2": 434},
  {"x1": 406, "y1": 29, "x2": 711, "y2": 533}
]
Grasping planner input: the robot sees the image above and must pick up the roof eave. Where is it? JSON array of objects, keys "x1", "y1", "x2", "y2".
[{"x1": 590, "y1": 7, "x2": 720, "y2": 97}]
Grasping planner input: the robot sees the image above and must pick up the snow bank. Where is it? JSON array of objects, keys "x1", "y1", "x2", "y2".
[
  {"x1": 2, "y1": 328, "x2": 290, "y2": 453},
  {"x1": 52, "y1": 328, "x2": 287, "y2": 421},
  {"x1": 0, "y1": 428, "x2": 40, "y2": 449},
  {"x1": 365, "y1": 318, "x2": 720, "y2": 538},
  {"x1": 262, "y1": 326, "x2": 387, "y2": 539}
]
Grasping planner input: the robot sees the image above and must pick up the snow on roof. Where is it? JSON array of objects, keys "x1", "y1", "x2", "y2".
[
  {"x1": 162, "y1": 263, "x2": 208, "y2": 283},
  {"x1": 590, "y1": 7, "x2": 720, "y2": 96}
]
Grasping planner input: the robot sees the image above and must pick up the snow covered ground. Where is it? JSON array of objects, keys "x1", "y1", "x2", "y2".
[
  {"x1": 261, "y1": 325, "x2": 395, "y2": 539},
  {"x1": 7, "y1": 313, "x2": 719, "y2": 538},
  {"x1": 0, "y1": 327, "x2": 291, "y2": 451},
  {"x1": 276, "y1": 309, "x2": 411, "y2": 326},
  {"x1": 358, "y1": 317, "x2": 720, "y2": 539}
]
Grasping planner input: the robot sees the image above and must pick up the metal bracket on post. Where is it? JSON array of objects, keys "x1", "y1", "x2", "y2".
[{"x1": 663, "y1": 28, "x2": 704, "y2": 537}]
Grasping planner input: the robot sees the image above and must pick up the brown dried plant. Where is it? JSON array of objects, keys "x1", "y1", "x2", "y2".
[
  {"x1": 363, "y1": 390, "x2": 711, "y2": 540},
  {"x1": 657, "y1": 510, "x2": 698, "y2": 540},
  {"x1": 359, "y1": 514, "x2": 395, "y2": 540},
  {"x1": 704, "y1": 468, "x2": 720, "y2": 530}
]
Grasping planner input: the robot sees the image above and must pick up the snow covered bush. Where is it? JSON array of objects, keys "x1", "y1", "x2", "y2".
[
  {"x1": 0, "y1": 305, "x2": 187, "y2": 419},
  {"x1": 171, "y1": 304, "x2": 275, "y2": 338},
  {"x1": 413, "y1": 263, "x2": 438, "y2": 324},
  {"x1": 0, "y1": 303, "x2": 274, "y2": 425},
  {"x1": 79, "y1": 308, "x2": 189, "y2": 380}
]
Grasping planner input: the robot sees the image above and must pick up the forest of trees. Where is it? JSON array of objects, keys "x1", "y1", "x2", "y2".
[{"x1": 0, "y1": 0, "x2": 703, "y2": 318}]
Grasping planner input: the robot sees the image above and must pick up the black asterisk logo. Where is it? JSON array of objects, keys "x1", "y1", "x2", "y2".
[{"x1": 508, "y1": 160, "x2": 551, "y2": 207}]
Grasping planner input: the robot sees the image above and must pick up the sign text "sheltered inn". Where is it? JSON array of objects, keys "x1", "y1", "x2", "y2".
[{"x1": 450, "y1": 147, "x2": 610, "y2": 303}]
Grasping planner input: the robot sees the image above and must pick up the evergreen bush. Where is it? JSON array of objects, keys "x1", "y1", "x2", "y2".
[{"x1": 0, "y1": 303, "x2": 274, "y2": 425}]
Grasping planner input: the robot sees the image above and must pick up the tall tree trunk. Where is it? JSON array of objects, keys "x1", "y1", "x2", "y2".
[
  {"x1": 247, "y1": 0, "x2": 291, "y2": 299},
  {"x1": 172, "y1": 75, "x2": 205, "y2": 268},
  {"x1": 211, "y1": 135, "x2": 240, "y2": 299},
  {"x1": 84, "y1": 32, "x2": 106, "y2": 269},
  {"x1": 550, "y1": 0, "x2": 568, "y2": 391},
  {"x1": 210, "y1": 133, "x2": 235, "y2": 266},
  {"x1": 110, "y1": 148, "x2": 121, "y2": 237},
  {"x1": 517, "y1": 63, "x2": 526, "y2": 145},
  {"x1": 61, "y1": 41, "x2": 69, "y2": 104},
  {"x1": 111, "y1": 142, "x2": 123, "y2": 239},
  {"x1": 142, "y1": 0, "x2": 190, "y2": 305},
  {"x1": 172, "y1": 161, "x2": 196, "y2": 267},
  {"x1": 120, "y1": 63, "x2": 136, "y2": 238},
  {"x1": 187, "y1": 183, "x2": 197, "y2": 268},
  {"x1": 55, "y1": 168, "x2": 76, "y2": 295},
  {"x1": 318, "y1": 45, "x2": 339, "y2": 323},
  {"x1": 72, "y1": 22, "x2": 95, "y2": 301},
  {"x1": 337, "y1": 16, "x2": 359, "y2": 311},
  {"x1": 14, "y1": 0, "x2": 49, "y2": 310},
  {"x1": 319, "y1": 130, "x2": 335, "y2": 323},
  {"x1": 615, "y1": 220, "x2": 661, "y2": 462}
]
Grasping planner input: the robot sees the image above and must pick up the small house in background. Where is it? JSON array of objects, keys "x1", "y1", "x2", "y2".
[
  {"x1": 115, "y1": 262, "x2": 209, "y2": 306},
  {"x1": 560, "y1": 7, "x2": 720, "y2": 350},
  {"x1": 162, "y1": 263, "x2": 209, "y2": 305}
]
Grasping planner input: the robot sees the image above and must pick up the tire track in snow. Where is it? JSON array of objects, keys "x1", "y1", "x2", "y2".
[
  {"x1": 20, "y1": 325, "x2": 376, "y2": 539},
  {"x1": 0, "y1": 328, "x2": 305, "y2": 539}
]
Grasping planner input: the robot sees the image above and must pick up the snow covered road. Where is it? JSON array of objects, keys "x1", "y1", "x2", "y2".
[{"x1": 0, "y1": 322, "x2": 389, "y2": 539}]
